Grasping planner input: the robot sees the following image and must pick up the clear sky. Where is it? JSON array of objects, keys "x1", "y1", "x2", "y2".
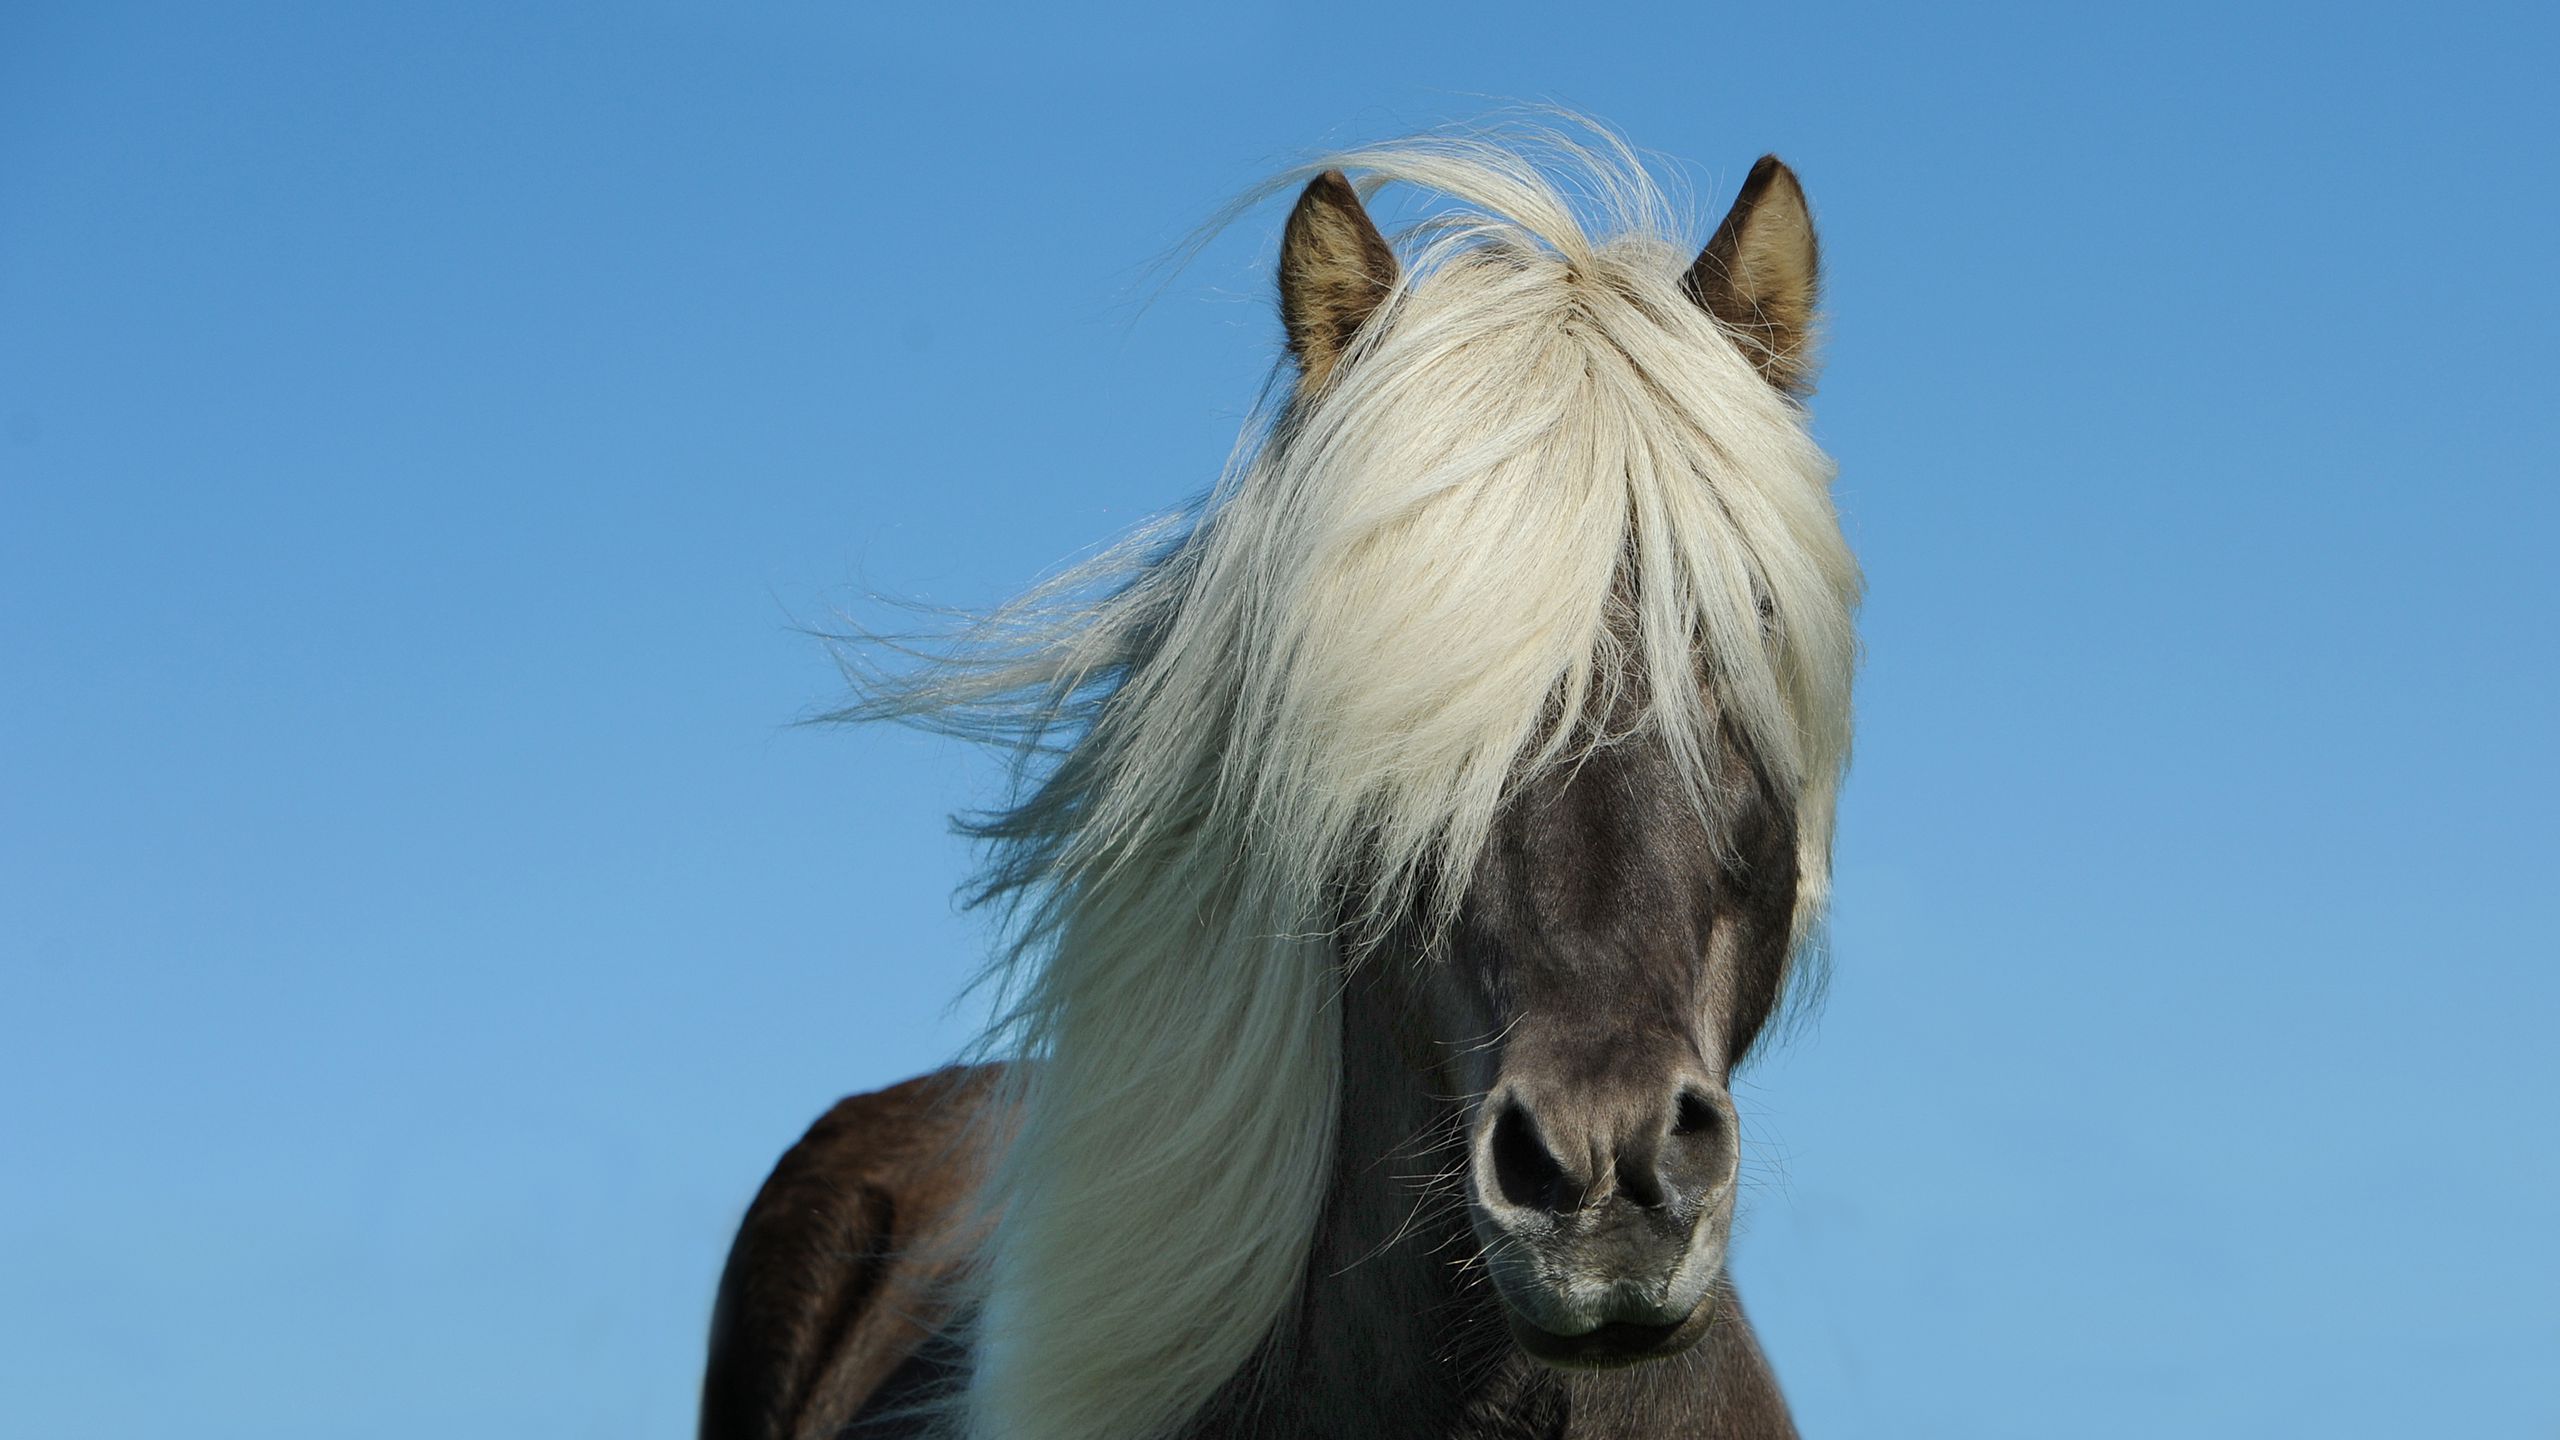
[{"x1": 4, "y1": 3, "x2": 2554, "y2": 1436}]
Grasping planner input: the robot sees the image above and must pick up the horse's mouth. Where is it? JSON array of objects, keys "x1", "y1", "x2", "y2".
[{"x1": 1502, "y1": 1296, "x2": 1715, "y2": 1369}]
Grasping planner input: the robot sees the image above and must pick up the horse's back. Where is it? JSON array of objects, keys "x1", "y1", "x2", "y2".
[{"x1": 700, "y1": 1065, "x2": 999, "y2": 1440}]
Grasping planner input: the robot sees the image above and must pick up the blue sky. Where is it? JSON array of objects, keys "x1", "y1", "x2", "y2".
[{"x1": 3, "y1": 2, "x2": 2553, "y2": 1435}]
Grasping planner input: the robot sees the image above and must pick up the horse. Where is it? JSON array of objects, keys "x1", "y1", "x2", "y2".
[{"x1": 702, "y1": 127, "x2": 1863, "y2": 1440}]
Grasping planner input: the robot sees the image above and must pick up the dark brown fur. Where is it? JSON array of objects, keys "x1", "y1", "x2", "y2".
[
  {"x1": 701, "y1": 1067, "x2": 997, "y2": 1440},
  {"x1": 707, "y1": 709, "x2": 1804, "y2": 1439},
  {"x1": 707, "y1": 1055, "x2": 1794, "y2": 1440}
]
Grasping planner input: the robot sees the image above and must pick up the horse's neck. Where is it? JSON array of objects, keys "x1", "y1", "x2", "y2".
[{"x1": 1188, "y1": 958, "x2": 1561, "y2": 1439}]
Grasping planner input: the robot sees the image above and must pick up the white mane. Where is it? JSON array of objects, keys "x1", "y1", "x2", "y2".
[{"x1": 836, "y1": 127, "x2": 1861, "y2": 1440}]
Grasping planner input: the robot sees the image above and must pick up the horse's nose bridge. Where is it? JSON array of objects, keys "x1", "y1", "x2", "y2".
[{"x1": 1556, "y1": 1063, "x2": 1676, "y2": 1183}]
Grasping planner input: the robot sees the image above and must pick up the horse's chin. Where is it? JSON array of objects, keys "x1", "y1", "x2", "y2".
[
  {"x1": 1502, "y1": 1292, "x2": 1717, "y2": 1370},
  {"x1": 1471, "y1": 1201, "x2": 1731, "y2": 1370}
]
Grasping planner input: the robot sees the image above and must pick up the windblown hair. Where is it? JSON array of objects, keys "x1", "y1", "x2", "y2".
[{"x1": 834, "y1": 127, "x2": 1862, "y2": 1440}]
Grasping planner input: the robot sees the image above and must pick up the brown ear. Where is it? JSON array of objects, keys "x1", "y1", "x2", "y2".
[
  {"x1": 1279, "y1": 170, "x2": 1397, "y2": 387},
  {"x1": 1683, "y1": 155, "x2": 1822, "y2": 397}
]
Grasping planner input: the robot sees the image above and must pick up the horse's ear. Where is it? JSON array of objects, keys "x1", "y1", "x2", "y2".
[
  {"x1": 1684, "y1": 155, "x2": 1822, "y2": 397},
  {"x1": 1279, "y1": 170, "x2": 1397, "y2": 387}
]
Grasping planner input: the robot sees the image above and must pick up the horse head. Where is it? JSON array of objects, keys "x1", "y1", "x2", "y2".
[{"x1": 1280, "y1": 152, "x2": 1833, "y2": 1371}]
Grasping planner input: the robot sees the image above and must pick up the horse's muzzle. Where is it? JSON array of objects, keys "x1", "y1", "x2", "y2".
[{"x1": 1467, "y1": 1070, "x2": 1740, "y2": 1367}]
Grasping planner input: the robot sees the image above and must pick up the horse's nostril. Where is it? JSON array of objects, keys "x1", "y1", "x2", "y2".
[
  {"x1": 1490, "y1": 1098, "x2": 1570, "y2": 1213},
  {"x1": 1672, "y1": 1088, "x2": 1722, "y2": 1138}
]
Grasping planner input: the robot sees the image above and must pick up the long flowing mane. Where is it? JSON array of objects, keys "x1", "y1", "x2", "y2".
[{"x1": 832, "y1": 126, "x2": 1862, "y2": 1440}]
